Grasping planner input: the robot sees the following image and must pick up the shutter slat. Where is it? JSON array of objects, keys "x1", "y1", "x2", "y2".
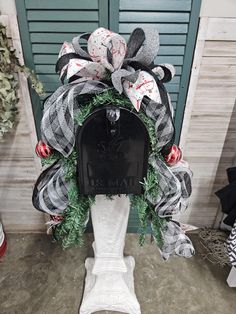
[
  {"x1": 35, "y1": 65, "x2": 59, "y2": 74},
  {"x1": 34, "y1": 55, "x2": 57, "y2": 64},
  {"x1": 27, "y1": 10, "x2": 99, "y2": 21},
  {"x1": 25, "y1": 0, "x2": 98, "y2": 10},
  {"x1": 164, "y1": 84, "x2": 180, "y2": 93},
  {"x1": 119, "y1": 23, "x2": 188, "y2": 34},
  {"x1": 120, "y1": 0, "x2": 192, "y2": 11},
  {"x1": 169, "y1": 94, "x2": 178, "y2": 102},
  {"x1": 43, "y1": 82, "x2": 61, "y2": 92},
  {"x1": 32, "y1": 44, "x2": 62, "y2": 54},
  {"x1": 121, "y1": 34, "x2": 187, "y2": 45},
  {"x1": 169, "y1": 76, "x2": 180, "y2": 84},
  {"x1": 155, "y1": 56, "x2": 184, "y2": 65},
  {"x1": 29, "y1": 22, "x2": 98, "y2": 32},
  {"x1": 30, "y1": 33, "x2": 86, "y2": 43},
  {"x1": 120, "y1": 12, "x2": 190, "y2": 23},
  {"x1": 159, "y1": 46, "x2": 185, "y2": 55},
  {"x1": 38, "y1": 74, "x2": 58, "y2": 82},
  {"x1": 159, "y1": 35, "x2": 187, "y2": 45}
]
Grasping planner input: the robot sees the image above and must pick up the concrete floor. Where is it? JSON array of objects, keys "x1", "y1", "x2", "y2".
[{"x1": 0, "y1": 233, "x2": 235, "y2": 314}]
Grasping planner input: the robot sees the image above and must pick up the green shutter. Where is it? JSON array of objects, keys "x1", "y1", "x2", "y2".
[
  {"x1": 16, "y1": 0, "x2": 109, "y2": 136},
  {"x1": 16, "y1": 0, "x2": 201, "y2": 234},
  {"x1": 110, "y1": 0, "x2": 201, "y2": 143},
  {"x1": 109, "y1": 0, "x2": 201, "y2": 233}
]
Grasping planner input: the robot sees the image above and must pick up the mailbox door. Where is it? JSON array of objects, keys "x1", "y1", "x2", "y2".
[{"x1": 77, "y1": 106, "x2": 149, "y2": 195}]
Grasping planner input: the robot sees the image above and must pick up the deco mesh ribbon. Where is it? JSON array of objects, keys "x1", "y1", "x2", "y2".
[
  {"x1": 33, "y1": 27, "x2": 194, "y2": 260},
  {"x1": 226, "y1": 222, "x2": 236, "y2": 266}
]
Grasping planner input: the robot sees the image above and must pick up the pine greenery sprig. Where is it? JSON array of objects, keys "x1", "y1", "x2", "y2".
[
  {"x1": 150, "y1": 207, "x2": 166, "y2": 247},
  {"x1": 130, "y1": 162, "x2": 166, "y2": 247},
  {"x1": 130, "y1": 194, "x2": 148, "y2": 246},
  {"x1": 41, "y1": 152, "x2": 59, "y2": 167},
  {"x1": 54, "y1": 180, "x2": 95, "y2": 248},
  {"x1": 74, "y1": 89, "x2": 131, "y2": 126},
  {"x1": 138, "y1": 111, "x2": 157, "y2": 153},
  {"x1": 62, "y1": 151, "x2": 78, "y2": 181}
]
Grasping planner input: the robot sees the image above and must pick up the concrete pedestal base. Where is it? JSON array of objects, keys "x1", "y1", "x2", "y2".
[
  {"x1": 79, "y1": 195, "x2": 141, "y2": 314},
  {"x1": 227, "y1": 267, "x2": 236, "y2": 287},
  {"x1": 80, "y1": 256, "x2": 140, "y2": 314}
]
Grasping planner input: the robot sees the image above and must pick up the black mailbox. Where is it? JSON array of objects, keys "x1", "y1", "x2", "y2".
[{"x1": 76, "y1": 105, "x2": 149, "y2": 195}]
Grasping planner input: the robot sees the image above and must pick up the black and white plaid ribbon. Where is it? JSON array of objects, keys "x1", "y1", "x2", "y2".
[
  {"x1": 139, "y1": 79, "x2": 193, "y2": 259},
  {"x1": 142, "y1": 97, "x2": 174, "y2": 153},
  {"x1": 159, "y1": 220, "x2": 195, "y2": 260},
  {"x1": 32, "y1": 160, "x2": 70, "y2": 216},
  {"x1": 41, "y1": 80, "x2": 109, "y2": 157}
]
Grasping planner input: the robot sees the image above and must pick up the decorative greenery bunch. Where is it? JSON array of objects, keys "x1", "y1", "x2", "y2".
[
  {"x1": 42, "y1": 89, "x2": 167, "y2": 248},
  {"x1": 0, "y1": 23, "x2": 44, "y2": 139}
]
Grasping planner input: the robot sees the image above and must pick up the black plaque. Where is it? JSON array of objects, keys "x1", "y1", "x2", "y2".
[{"x1": 76, "y1": 105, "x2": 149, "y2": 195}]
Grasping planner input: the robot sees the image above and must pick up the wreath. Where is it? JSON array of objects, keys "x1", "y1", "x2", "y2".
[
  {"x1": 0, "y1": 23, "x2": 44, "y2": 139},
  {"x1": 32, "y1": 27, "x2": 194, "y2": 260}
]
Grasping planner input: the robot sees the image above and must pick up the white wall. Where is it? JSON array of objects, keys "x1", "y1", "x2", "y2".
[
  {"x1": 0, "y1": 0, "x2": 16, "y2": 15},
  {"x1": 201, "y1": 0, "x2": 236, "y2": 17},
  {"x1": 0, "y1": 0, "x2": 44, "y2": 232}
]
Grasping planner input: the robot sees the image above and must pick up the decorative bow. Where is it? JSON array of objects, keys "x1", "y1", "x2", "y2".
[{"x1": 56, "y1": 27, "x2": 175, "y2": 112}]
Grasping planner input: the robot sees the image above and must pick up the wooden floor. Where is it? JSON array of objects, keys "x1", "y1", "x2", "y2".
[{"x1": 1, "y1": 233, "x2": 235, "y2": 314}]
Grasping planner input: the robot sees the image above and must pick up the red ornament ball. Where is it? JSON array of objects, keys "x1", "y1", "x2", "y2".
[
  {"x1": 35, "y1": 140, "x2": 53, "y2": 158},
  {"x1": 164, "y1": 144, "x2": 182, "y2": 166}
]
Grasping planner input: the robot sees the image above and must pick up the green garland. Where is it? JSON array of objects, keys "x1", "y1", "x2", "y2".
[
  {"x1": 0, "y1": 23, "x2": 44, "y2": 139},
  {"x1": 54, "y1": 182, "x2": 95, "y2": 248},
  {"x1": 43, "y1": 89, "x2": 166, "y2": 248}
]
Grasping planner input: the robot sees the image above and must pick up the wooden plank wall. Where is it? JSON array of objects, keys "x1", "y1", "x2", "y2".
[
  {"x1": 178, "y1": 17, "x2": 236, "y2": 226},
  {"x1": 0, "y1": 8, "x2": 45, "y2": 232}
]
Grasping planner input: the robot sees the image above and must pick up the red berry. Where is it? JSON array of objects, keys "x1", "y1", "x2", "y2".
[
  {"x1": 50, "y1": 215, "x2": 64, "y2": 222},
  {"x1": 35, "y1": 140, "x2": 53, "y2": 158}
]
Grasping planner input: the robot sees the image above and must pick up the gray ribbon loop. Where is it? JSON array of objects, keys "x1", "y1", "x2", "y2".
[
  {"x1": 111, "y1": 68, "x2": 140, "y2": 94},
  {"x1": 72, "y1": 33, "x2": 92, "y2": 60},
  {"x1": 125, "y1": 28, "x2": 160, "y2": 66},
  {"x1": 152, "y1": 64, "x2": 175, "y2": 83},
  {"x1": 125, "y1": 28, "x2": 146, "y2": 59}
]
